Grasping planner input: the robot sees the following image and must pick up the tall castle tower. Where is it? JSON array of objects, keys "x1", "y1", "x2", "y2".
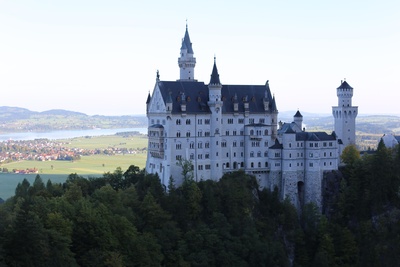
[
  {"x1": 332, "y1": 80, "x2": 358, "y2": 148},
  {"x1": 207, "y1": 58, "x2": 223, "y2": 180},
  {"x1": 178, "y1": 24, "x2": 196, "y2": 81}
]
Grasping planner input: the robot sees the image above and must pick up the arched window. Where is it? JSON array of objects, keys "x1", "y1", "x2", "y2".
[
  {"x1": 250, "y1": 129, "x2": 254, "y2": 135},
  {"x1": 264, "y1": 129, "x2": 268, "y2": 135}
]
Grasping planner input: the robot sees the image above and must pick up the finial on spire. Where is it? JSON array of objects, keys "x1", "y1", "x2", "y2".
[
  {"x1": 214, "y1": 55, "x2": 216, "y2": 64},
  {"x1": 156, "y1": 70, "x2": 160, "y2": 80},
  {"x1": 186, "y1": 19, "x2": 188, "y2": 29}
]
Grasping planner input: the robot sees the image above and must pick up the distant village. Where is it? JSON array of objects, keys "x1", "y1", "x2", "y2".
[{"x1": 0, "y1": 138, "x2": 145, "y2": 174}]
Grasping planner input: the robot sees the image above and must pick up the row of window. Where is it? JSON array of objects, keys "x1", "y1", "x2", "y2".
[{"x1": 174, "y1": 118, "x2": 273, "y2": 125}]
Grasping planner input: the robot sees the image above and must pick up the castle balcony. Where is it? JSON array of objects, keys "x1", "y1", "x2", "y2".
[{"x1": 250, "y1": 135, "x2": 262, "y2": 141}]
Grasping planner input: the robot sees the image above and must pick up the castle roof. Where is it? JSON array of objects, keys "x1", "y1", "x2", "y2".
[
  {"x1": 294, "y1": 110, "x2": 303, "y2": 117},
  {"x1": 295, "y1": 131, "x2": 336, "y2": 142},
  {"x1": 270, "y1": 139, "x2": 283, "y2": 149},
  {"x1": 209, "y1": 58, "x2": 221, "y2": 85},
  {"x1": 337, "y1": 80, "x2": 353, "y2": 90},
  {"x1": 181, "y1": 25, "x2": 194, "y2": 54},
  {"x1": 278, "y1": 122, "x2": 301, "y2": 134},
  {"x1": 146, "y1": 92, "x2": 151, "y2": 104},
  {"x1": 156, "y1": 80, "x2": 277, "y2": 114}
]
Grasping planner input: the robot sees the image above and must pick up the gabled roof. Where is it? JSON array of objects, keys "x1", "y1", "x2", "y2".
[
  {"x1": 278, "y1": 122, "x2": 300, "y2": 134},
  {"x1": 337, "y1": 80, "x2": 353, "y2": 90},
  {"x1": 181, "y1": 25, "x2": 194, "y2": 54},
  {"x1": 295, "y1": 131, "x2": 337, "y2": 142},
  {"x1": 270, "y1": 139, "x2": 283, "y2": 149}
]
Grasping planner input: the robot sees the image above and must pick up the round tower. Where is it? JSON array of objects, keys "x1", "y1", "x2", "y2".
[
  {"x1": 332, "y1": 80, "x2": 358, "y2": 148},
  {"x1": 293, "y1": 110, "x2": 303, "y2": 131}
]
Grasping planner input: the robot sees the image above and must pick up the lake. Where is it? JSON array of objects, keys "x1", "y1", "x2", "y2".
[{"x1": 0, "y1": 127, "x2": 148, "y2": 141}]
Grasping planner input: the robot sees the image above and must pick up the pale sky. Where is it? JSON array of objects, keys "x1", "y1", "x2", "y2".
[{"x1": 0, "y1": 0, "x2": 399, "y2": 116}]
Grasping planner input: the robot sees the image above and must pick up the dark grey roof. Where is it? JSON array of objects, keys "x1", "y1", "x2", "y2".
[
  {"x1": 181, "y1": 25, "x2": 194, "y2": 54},
  {"x1": 395, "y1": 136, "x2": 400, "y2": 143},
  {"x1": 337, "y1": 80, "x2": 353, "y2": 90},
  {"x1": 294, "y1": 110, "x2": 303, "y2": 118},
  {"x1": 146, "y1": 92, "x2": 151, "y2": 104},
  {"x1": 270, "y1": 139, "x2": 283, "y2": 149},
  {"x1": 209, "y1": 59, "x2": 221, "y2": 85},
  {"x1": 156, "y1": 79, "x2": 277, "y2": 114},
  {"x1": 149, "y1": 124, "x2": 164, "y2": 128},
  {"x1": 295, "y1": 131, "x2": 336, "y2": 142},
  {"x1": 158, "y1": 81, "x2": 211, "y2": 114},
  {"x1": 278, "y1": 122, "x2": 297, "y2": 134},
  {"x1": 220, "y1": 84, "x2": 276, "y2": 113}
]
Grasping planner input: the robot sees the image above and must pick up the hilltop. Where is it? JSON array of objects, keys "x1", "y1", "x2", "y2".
[{"x1": 0, "y1": 106, "x2": 147, "y2": 133}]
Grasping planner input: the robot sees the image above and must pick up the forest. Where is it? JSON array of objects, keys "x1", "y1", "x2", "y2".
[{"x1": 0, "y1": 141, "x2": 399, "y2": 266}]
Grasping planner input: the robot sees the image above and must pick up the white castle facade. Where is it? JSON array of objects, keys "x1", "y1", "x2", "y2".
[{"x1": 145, "y1": 26, "x2": 357, "y2": 208}]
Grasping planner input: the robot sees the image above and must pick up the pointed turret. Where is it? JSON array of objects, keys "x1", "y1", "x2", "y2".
[
  {"x1": 209, "y1": 57, "x2": 221, "y2": 85},
  {"x1": 181, "y1": 24, "x2": 194, "y2": 54},
  {"x1": 146, "y1": 92, "x2": 151, "y2": 113},
  {"x1": 208, "y1": 57, "x2": 222, "y2": 104},
  {"x1": 178, "y1": 23, "x2": 196, "y2": 81},
  {"x1": 271, "y1": 95, "x2": 277, "y2": 112},
  {"x1": 294, "y1": 110, "x2": 303, "y2": 130}
]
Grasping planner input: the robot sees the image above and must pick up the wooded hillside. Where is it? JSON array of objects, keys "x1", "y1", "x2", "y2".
[{"x1": 0, "y1": 141, "x2": 400, "y2": 266}]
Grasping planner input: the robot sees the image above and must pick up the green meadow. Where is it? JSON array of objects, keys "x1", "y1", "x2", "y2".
[{"x1": 0, "y1": 134, "x2": 148, "y2": 200}]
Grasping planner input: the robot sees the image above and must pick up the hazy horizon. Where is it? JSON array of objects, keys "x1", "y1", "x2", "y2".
[{"x1": 1, "y1": 1, "x2": 399, "y2": 116}]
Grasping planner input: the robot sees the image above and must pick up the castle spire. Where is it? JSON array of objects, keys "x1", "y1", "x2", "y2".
[
  {"x1": 178, "y1": 23, "x2": 196, "y2": 81},
  {"x1": 209, "y1": 57, "x2": 221, "y2": 85}
]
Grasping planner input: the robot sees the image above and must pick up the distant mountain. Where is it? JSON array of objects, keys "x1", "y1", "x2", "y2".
[
  {"x1": 0, "y1": 106, "x2": 147, "y2": 133},
  {"x1": 40, "y1": 109, "x2": 87, "y2": 116}
]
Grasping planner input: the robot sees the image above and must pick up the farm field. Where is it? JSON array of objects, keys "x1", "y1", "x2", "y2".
[
  {"x1": 1, "y1": 154, "x2": 146, "y2": 175},
  {"x1": 59, "y1": 134, "x2": 148, "y2": 150},
  {"x1": 0, "y1": 134, "x2": 148, "y2": 200}
]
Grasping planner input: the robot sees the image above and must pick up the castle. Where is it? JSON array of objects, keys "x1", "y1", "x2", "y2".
[{"x1": 145, "y1": 25, "x2": 357, "y2": 209}]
